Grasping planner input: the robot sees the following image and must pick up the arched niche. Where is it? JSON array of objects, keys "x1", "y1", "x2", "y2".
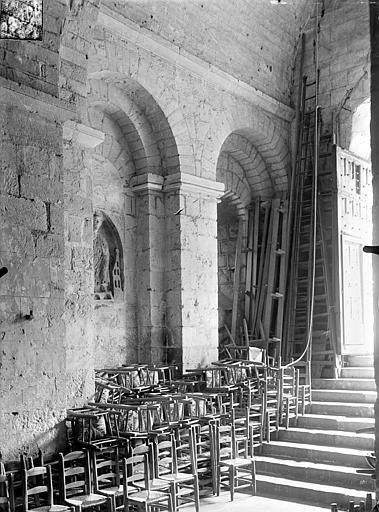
[{"x1": 93, "y1": 210, "x2": 124, "y2": 301}]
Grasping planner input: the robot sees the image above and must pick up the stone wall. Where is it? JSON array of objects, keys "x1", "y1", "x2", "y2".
[
  {"x1": 0, "y1": 0, "x2": 101, "y2": 458},
  {"x1": 102, "y1": 0, "x2": 314, "y2": 105},
  {"x1": 1, "y1": 0, "x2": 298, "y2": 457},
  {"x1": 295, "y1": 0, "x2": 370, "y2": 145},
  {"x1": 0, "y1": 104, "x2": 66, "y2": 459}
]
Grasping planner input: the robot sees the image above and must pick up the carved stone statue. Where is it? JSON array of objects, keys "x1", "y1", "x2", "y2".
[{"x1": 93, "y1": 211, "x2": 111, "y2": 294}]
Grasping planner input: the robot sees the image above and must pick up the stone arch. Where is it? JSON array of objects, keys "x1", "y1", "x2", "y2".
[
  {"x1": 216, "y1": 152, "x2": 250, "y2": 216},
  {"x1": 203, "y1": 102, "x2": 290, "y2": 187},
  {"x1": 87, "y1": 77, "x2": 180, "y2": 176}
]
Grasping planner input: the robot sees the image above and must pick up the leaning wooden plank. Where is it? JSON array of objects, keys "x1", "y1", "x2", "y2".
[
  {"x1": 250, "y1": 200, "x2": 260, "y2": 327},
  {"x1": 231, "y1": 217, "x2": 244, "y2": 341},
  {"x1": 243, "y1": 318, "x2": 250, "y2": 348},
  {"x1": 263, "y1": 198, "x2": 280, "y2": 339},
  {"x1": 244, "y1": 207, "x2": 254, "y2": 322},
  {"x1": 255, "y1": 201, "x2": 274, "y2": 338},
  {"x1": 252, "y1": 202, "x2": 270, "y2": 336},
  {"x1": 224, "y1": 324, "x2": 236, "y2": 346}
]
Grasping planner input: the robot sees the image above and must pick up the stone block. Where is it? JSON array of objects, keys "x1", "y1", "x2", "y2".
[
  {"x1": 20, "y1": 176, "x2": 63, "y2": 204},
  {"x1": 35, "y1": 233, "x2": 64, "y2": 258},
  {"x1": 1, "y1": 195, "x2": 48, "y2": 232},
  {"x1": 33, "y1": 258, "x2": 51, "y2": 298}
]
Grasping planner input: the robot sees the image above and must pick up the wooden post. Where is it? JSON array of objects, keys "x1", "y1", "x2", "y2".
[
  {"x1": 231, "y1": 217, "x2": 244, "y2": 342},
  {"x1": 349, "y1": 500, "x2": 355, "y2": 512},
  {"x1": 245, "y1": 207, "x2": 254, "y2": 324},
  {"x1": 330, "y1": 504, "x2": 338, "y2": 512}
]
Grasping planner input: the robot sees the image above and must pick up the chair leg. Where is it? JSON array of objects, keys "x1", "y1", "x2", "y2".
[
  {"x1": 194, "y1": 475, "x2": 200, "y2": 512},
  {"x1": 251, "y1": 460, "x2": 256, "y2": 495},
  {"x1": 170, "y1": 482, "x2": 177, "y2": 512},
  {"x1": 167, "y1": 492, "x2": 174, "y2": 512},
  {"x1": 229, "y1": 466, "x2": 235, "y2": 502}
]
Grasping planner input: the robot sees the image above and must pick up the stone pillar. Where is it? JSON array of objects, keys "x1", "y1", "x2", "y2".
[
  {"x1": 131, "y1": 174, "x2": 166, "y2": 364},
  {"x1": 62, "y1": 121, "x2": 104, "y2": 405},
  {"x1": 164, "y1": 173, "x2": 225, "y2": 370}
]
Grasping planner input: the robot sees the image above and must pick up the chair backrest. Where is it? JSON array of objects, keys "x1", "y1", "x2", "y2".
[
  {"x1": 92, "y1": 447, "x2": 121, "y2": 491},
  {"x1": 58, "y1": 450, "x2": 91, "y2": 501},
  {"x1": 0, "y1": 463, "x2": 10, "y2": 512},
  {"x1": 122, "y1": 453, "x2": 150, "y2": 498},
  {"x1": 152, "y1": 433, "x2": 177, "y2": 478},
  {"x1": 175, "y1": 426, "x2": 198, "y2": 476},
  {"x1": 22, "y1": 465, "x2": 53, "y2": 512},
  {"x1": 211, "y1": 418, "x2": 240, "y2": 465}
]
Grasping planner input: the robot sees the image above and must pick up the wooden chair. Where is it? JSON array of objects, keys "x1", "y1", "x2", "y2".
[
  {"x1": 279, "y1": 366, "x2": 299, "y2": 428},
  {"x1": 0, "y1": 463, "x2": 11, "y2": 512},
  {"x1": 6, "y1": 451, "x2": 44, "y2": 512},
  {"x1": 154, "y1": 428, "x2": 200, "y2": 512},
  {"x1": 91, "y1": 447, "x2": 125, "y2": 512},
  {"x1": 21, "y1": 465, "x2": 71, "y2": 512},
  {"x1": 211, "y1": 416, "x2": 256, "y2": 502},
  {"x1": 261, "y1": 367, "x2": 280, "y2": 442},
  {"x1": 58, "y1": 450, "x2": 112, "y2": 512},
  {"x1": 120, "y1": 452, "x2": 172, "y2": 512},
  {"x1": 191, "y1": 422, "x2": 216, "y2": 496}
]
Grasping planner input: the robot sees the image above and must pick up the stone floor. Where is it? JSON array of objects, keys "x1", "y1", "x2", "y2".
[{"x1": 185, "y1": 493, "x2": 330, "y2": 511}]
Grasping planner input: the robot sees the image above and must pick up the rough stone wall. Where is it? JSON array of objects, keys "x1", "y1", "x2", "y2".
[
  {"x1": 102, "y1": 0, "x2": 314, "y2": 105},
  {"x1": 0, "y1": 0, "x2": 101, "y2": 458},
  {"x1": 0, "y1": 0, "x2": 64, "y2": 96},
  {"x1": 1, "y1": 0, "x2": 297, "y2": 457},
  {"x1": 0, "y1": 106, "x2": 66, "y2": 459},
  {"x1": 218, "y1": 218, "x2": 238, "y2": 326},
  {"x1": 296, "y1": 0, "x2": 370, "y2": 144}
]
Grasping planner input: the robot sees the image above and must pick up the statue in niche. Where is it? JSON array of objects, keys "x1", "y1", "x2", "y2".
[
  {"x1": 93, "y1": 211, "x2": 112, "y2": 298},
  {"x1": 93, "y1": 210, "x2": 125, "y2": 301}
]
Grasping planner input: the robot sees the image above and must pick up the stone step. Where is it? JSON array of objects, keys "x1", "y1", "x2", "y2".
[
  {"x1": 310, "y1": 401, "x2": 374, "y2": 418},
  {"x1": 312, "y1": 389, "x2": 377, "y2": 404},
  {"x1": 261, "y1": 440, "x2": 368, "y2": 467},
  {"x1": 278, "y1": 427, "x2": 374, "y2": 451},
  {"x1": 255, "y1": 456, "x2": 374, "y2": 491},
  {"x1": 296, "y1": 414, "x2": 374, "y2": 432},
  {"x1": 341, "y1": 367, "x2": 374, "y2": 379},
  {"x1": 256, "y1": 473, "x2": 371, "y2": 509},
  {"x1": 312, "y1": 378, "x2": 376, "y2": 391},
  {"x1": 345, "y1": 355, "x2": 374, "y2": 367}
]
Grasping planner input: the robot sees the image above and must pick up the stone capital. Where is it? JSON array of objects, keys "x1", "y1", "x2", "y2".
[
  {"x1": 63, "y1": 121, "x2": 105, "y2": 149},
  {"x1": 130, "y1": 173, "x2": 164, "y2": 193},
  {"x1": 164, "y1": 173, "x2": 225, "y2": 199}
]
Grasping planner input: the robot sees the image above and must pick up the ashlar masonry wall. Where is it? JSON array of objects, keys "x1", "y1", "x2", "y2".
[
  {"x1": 1, "y1": 0, "x2": 295, "y2": 457},
  {"x1": 0, "y1": 0, "x2": 101, "y2": 458}
]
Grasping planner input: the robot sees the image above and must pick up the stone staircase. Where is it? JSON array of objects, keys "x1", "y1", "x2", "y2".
[{"x1": 255, "y1": 355, "x2": 376, "y2": 509}]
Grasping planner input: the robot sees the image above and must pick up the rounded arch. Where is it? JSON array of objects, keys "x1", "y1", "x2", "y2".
[
  {"x1": 203, "y1": 102, "x2": 290, "y2": 187},
  {"x1": 87, "y1": 76, "x2": 181, "y2": 176}
]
